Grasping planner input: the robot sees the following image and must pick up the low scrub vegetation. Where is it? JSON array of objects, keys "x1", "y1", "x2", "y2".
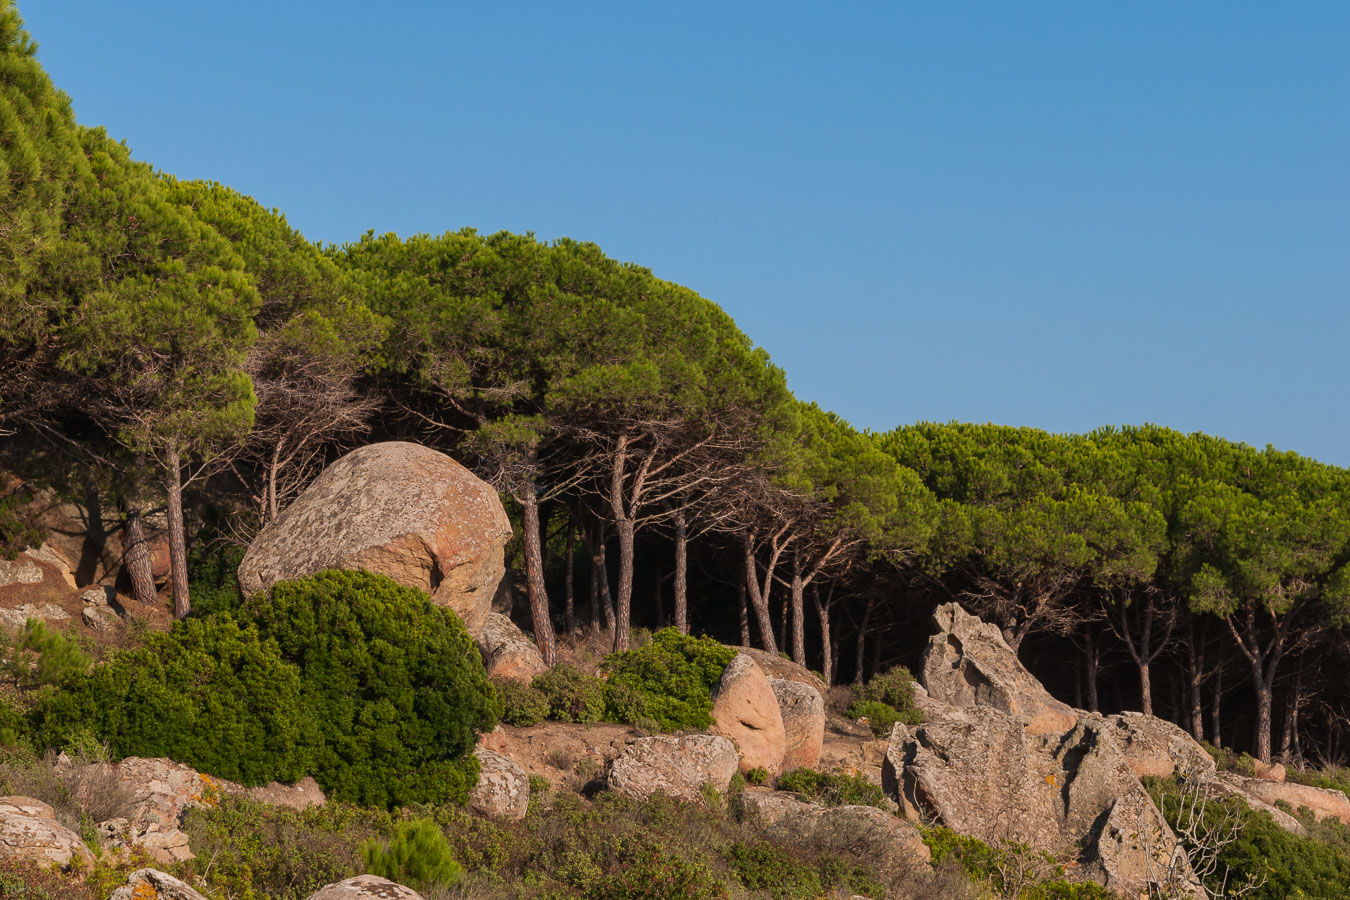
[
  {"x1": 846, "y1": 666, "x2": 924, "y2": 737},
  {"x1": 774, "y1": 768, "x2": 887, "y2": 810}
]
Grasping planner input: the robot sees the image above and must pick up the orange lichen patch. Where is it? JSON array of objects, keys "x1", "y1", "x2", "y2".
[
  {"x1": 192, "y1": 774, "x2": 222, "y2": 808},
  {"x1": 1044, "y1": 773, "x2": 1056, "y2": 786},
  {"x1": 131, "y1": 883, "x2": 159, "y2": 899}
]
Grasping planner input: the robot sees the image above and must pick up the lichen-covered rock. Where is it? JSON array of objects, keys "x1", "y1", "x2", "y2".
[
  {"x1": 238, "y1": 442, "x2": 511, "y2": 635},
  {"x1": 771, "y1": 677, "x2": 825, "y2": 771},
  {"x1": 1090, "y1": 711, "x2": 1216, "y2": 780},
  {"x1": 108, "y1": 867, "x2": 210, "y2": 900},
  {"x1": 608, "y1": 734, "x2": 738, "y2": 803},
  {"x1": 477, "y1": 613, "x2": 547, "y2": 682},
  {"x1": 0, "y1": 794, "x2": 92, "y2": 868},
  {"x1": 1220, "y1": 772, "x2": 1350, "y2": 824},
  {"x1": 306, "y1": 875, "x2": 425, "y2": 899},
  {"x1": 739, "y1": 647, "x2": 829, "y2": 694},
  {"x1": 883, "y1": 702, "x2": 1203, "y2": 899},
  {"x1": 920, "y1": 603, "x2": 1077, "y2": 735},
  {"x1": 469, "y1": 748, "x2": 529, "y2": 821},
  {"x1": 710, "y1": 654, "x2": 786, "y2": 775}
]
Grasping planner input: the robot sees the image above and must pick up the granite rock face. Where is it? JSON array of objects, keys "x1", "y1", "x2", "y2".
[
  {"x1": 469, "y1": 748, "x2": 530, "y2": 821},
  {"x1": 477, "y1": 613, "x2": 547, "y2": 682},
  {"x1": 710, "y1": 653, "x2": 787, "y2": 775},
  {"x1": 607, "y1": 734, "x2": 739, "y2": 803},
  {"x1": 920, "y1": 602, "x2": 1078, "y2": 735},
  {"x1": 238, "y1": 442, "x2": 511, "y2": 635},
  {"x1": 306, "y1": 875, "x2": 425, "y2": 900},
  {"x1": 771, "y1": 677, "x2": 825, "y2": 771},
  {"x1": 0, "y1": 795, "x2": 93, "y2": 868}
]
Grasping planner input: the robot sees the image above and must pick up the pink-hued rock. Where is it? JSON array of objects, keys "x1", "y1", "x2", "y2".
[
  {"x1": 238, "y1": 442, "x2": 511, "y2": 635},
  {"x1": 0, "y1": 794, "x2": 92, "y2": 868},
  {"x1": 710, "y1": 654, "x2": 786, "y2": 775},
  {"x1": 1222, "y1": 773, "x2": 1350, "y2": 824},
  {"x1": 608, "y1": 735, "x2": 739, "y2": 803},
  {"x1": 108, "y1": 868, "x2": 211, "y2": 900},
  {"x1": 306, "y1": 875, "x2": 425, "y2": 900},
  {"x1": 477, "y1": 613, "x2": 547, "y2": 682},
  {"x1": 771, "y1": 678, "x2": 825, "y2": 771}
]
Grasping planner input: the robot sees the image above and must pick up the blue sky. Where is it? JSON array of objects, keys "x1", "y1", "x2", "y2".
[{"x1": 22, "y1": 2, "x2": 1350, "y2": 464}]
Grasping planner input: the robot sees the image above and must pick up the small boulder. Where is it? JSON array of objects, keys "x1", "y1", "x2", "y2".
[
  {"x1": 108, "y1": 868, "x2": 211, "y2": 900},
  {"x1": 710, "y1": 653, "x2": 787, "y2": 775},
  {"x1": 307, "y1": 875, "x2": 425, "y2": 900},
  {"x1": 82, "y1": 605, "x2": 118, "y2": 631},
  {"x1": 469, "y1": 748, "x2": 530, "y2": 821},
  {"x1": 0, "y1": 794, "x2": 93, "y2": 868},
  {"x1": 920, "y1": 603, "x2": 1077, "y2": 735},
  {"x1": 771, "y1": 678, "x2": 825, "y2": 771},
  {"x1": 477, "y1": 613, "x2": 547, "y2": 682},
  {"x1": 608, "y1": 734, "x2": 738, "y2": 803},
  {"x1": 238, "y1": 442, "x2": 512, "y2": 635},
  {"x1": 1255, "y1": 760, "x2": 1287, "y2": 782}
]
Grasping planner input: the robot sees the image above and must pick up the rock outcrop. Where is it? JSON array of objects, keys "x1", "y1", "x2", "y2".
[
  {"x1": 0, "y1": 795, "x2": 93, "y2": 868},
  {"x1": 771, "y1": 677, "x2": 825, "y2": 771},
  {"x1": 469, "y1": 748, "x2": 530, "y2": 821},
  {"x1": 920, "y1": 603, "x2": 1077, "y2": 735},
  {"x1": 108, "y1": 868, "x2": 211, "y2": 900},
  {"x1": 238, "y1": 442, "x2": 511, "y2": 635},
  {"x1": 738, "y1": 647, "x2": 829, "y2": 694},
  {"x1": 1090, "y1": 711, "x2": 1216, "y2": 780},
  {"x1": 883, "y1": 704, "x2": 1203, "y2": 899},
  {"x1": 477, "y1": 613, "x2": 547, "y2": 682},
  {"x1": 738, "y1": 790, "x2": 930, "y2": 878},
  {"x1": 1219, "y1": 773, "x2": 1350, "y2": 825},
  {"x1": 608, "y1": 734, "x2": 738, "y2": 803},
  {"x1": 710, "y1": 654, "x2": 787, "y2": 775},
  {"x1": 307, "y1": 875, "x2": 425, "y2": 900}
]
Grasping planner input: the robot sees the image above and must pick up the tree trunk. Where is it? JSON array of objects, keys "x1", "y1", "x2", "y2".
[
  {"x1": 778, "y1": 595, "x2": 789, "y2": 655},
  {"x1": 812, "y1": 583, "x2": 832, "y2": 687},
  {"x1": 1084, "y1": 629, "x2": 1100, "y2": 713},
  {"x1": 742, "y1": 534, "x2": 777, "y2": 654},
  {"x1": 673, "y1": 511, "x2": 688, "y2": 634},
  {"x1": 588, "y1": 558, "x2": 600, "y2": 634},
  {"x1": 564, "y1": 523, "x2": 575, "y2": 635},
  {"x1": 854, "y1": 597, "x2": 873, "y2": 684},
  {"x1": 738, "y1": 580, "x2": 750, "y2": 647},
  {"x1": 1211, "y1": 652, "x2": 1224, "y2": 749},
  {"x1": 120, "y1": 501, "x2": 157, "y2": 606},
  {"x1": 1138, "y1": 663, "x2": 1153, "y2": 717},
  {"x1": 520, "y1": 480, "x2": 557, "y2": 666},
  {"x1": 584, "y1": 521, "x2": 616, "y2": 632},
  {"x1": 612, "y1": 517, "x2": 635, "y2": 651},
  {"x1": 267, "y1": 440, "x2": 282, "y2": 523},
  {"x1": 1185, "y1": 622, "x2": 1206, "y2": 743},
  {"x1": 165, "y1": 445, "x2": 191, "y2": 620},
  {"x1": 790, "y1": 557, "x2": 806, "y2": 666},
  {"x1": 1254, "y1": 670, "x2": 1274, "y2": 763}
]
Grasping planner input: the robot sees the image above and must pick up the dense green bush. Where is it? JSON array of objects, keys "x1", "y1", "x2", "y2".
[
  {"x1": 847, "y1": 666, "x2": 923, "y2": 737},
  {"x1": 34, "y1": 615, "x2": 314, "y2": 785},
  {"x1": 592, "y1": 838, "x2": 729, "y2": 900},
  {"x1": 534, "y1": 663, "x2": 606, "y2": 724},
  {"x1": 922, "y1": 827, "x2": 1111, "y2": 899},
  {"x1": 186, "y1": 537, "x2": 245, "y2": 618},
  {"x1": 600, "y1": 628, "x2": 736, "y2": 731},
  {"x1": 362, "y1": 818, "x2": 463, "y2": 892},
  {"x1": 2, "y1": 619, "x2": 90, "y2": 687},
  {"x1": 775, "y1": 768, "x2": 886, "y2": 809},
  {"x1": 245, "y1": 569, "x2": 499, "y2": 807},
  {"x1": 726, "y1": 841, "x2": 821, "y2": 899},
  {"x1": 1202, "y1": 741, "x2": 1259, "y2": 778},
  {"x1": 0, "y1": 697, "x2": 28, "y2": 750},
  {"x1": 494, "y1": 676, "x2": 550, "y2": 727},
  {"x1": 0, "y1": 492, "x2": 44, "y2": 561},
  {"x1": 1286, "y1": 765, "x2": 1350, "y2": 797},
  {"x1": 1150, "y1": 776, "x2": 1350, "y2": 900}
]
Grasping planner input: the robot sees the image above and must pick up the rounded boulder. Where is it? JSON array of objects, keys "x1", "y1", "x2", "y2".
[{"x1": 710, "y1": 653, "x2": 787, "y2": 775}]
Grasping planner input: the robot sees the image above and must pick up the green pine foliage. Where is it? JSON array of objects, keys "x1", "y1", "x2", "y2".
[
  {"x1": 245, "y1": 569, "x2": 499, "y2": 807},
  {"x1": 361, "y1": 818, "x2": 463, "y2": 892},
  {"x1": 774, "y1": 768, "x2": 887, "y2": 810},
  {"x1": 599, "y1": 628, "x2": 737, "y2": 731},
  {"x1": 846, "y1": 666, "x2": 924, "y2": 737},
  {"x1": 33, "y1": 615, "x2": 314, "y2": 785},
  {"x1": 2, "y1": 619, "x2": 89, "y2": 687}
]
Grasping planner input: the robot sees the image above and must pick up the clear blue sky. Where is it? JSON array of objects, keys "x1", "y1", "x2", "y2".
[{"x1": 22, "y1": 2, "x2": 1350, "y2": 464}]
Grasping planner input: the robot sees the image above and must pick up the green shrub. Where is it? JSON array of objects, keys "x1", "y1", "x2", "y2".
[
  {"x1": 744, "y1": 766, "x2": 769, "y2": 786},
  {"x1": 600, "y1": 628, "x2": 736, "y2": 731},
  {"x1": 0, "y1": 492, "x2": 45, "y2": 561},
  {"x1": 922, "y1": 826, "x2": 1074, "y2": 897},
  {"x1": 1201, "y1": 742, "x2": 1258, "y2": 778},
  {"x1": 0, "y1": 697, "x2": 28, "y2": 750},
  {"x1": 774, "y1": 768, "x2": 886, "y2": 810},
  {"x1": 847, "y1": 666, "x2": 923, "y2": 737},
  {"x1": 362, "y1": 818, "x2": 462, "y2": 892},
  {"x1": 245, "y1": 569, "x2": 499, "y2": 807},
  {"x1": 1286, "y1": 765, "x2": 1350, "y2": 797},
  {"x1": 727, "y1": 841, "x2": 820, "y2": 899},
  {"x1": 534, "y1": 664, "x2": 606, "y2": 724},
  {"x1": 591, "y1": 837, "x2": 728, "y2": 900},
  {"x1": 3, "y1": 619, "x2": 90, "y2": 687},
  {"x1": 186, "y1": 537, "x2": 245, "y2": 618},
  {"x1": 34, "y1": 614, "x2": 314, "y2": 785},
  {"x1": 494, "y1": 677, "x2": 550, "y2": 727}
]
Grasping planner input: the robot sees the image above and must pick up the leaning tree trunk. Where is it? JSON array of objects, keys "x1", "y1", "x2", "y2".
[
  {"x1": 738, "y1": 580, "x2": 750, "y2": 647},
  {"x1": 120, "y1": 501, "x2": 157, "y2": 606},
  {"x1": 741, "y1": 535, "x2": 777, "y2": 654},
  {"x1": 164, "y1": 445, "x2": 191, "y2": 620},
  {"x1": 519, "y1": 480, "x2": 557, "y2": 666},
  {"x1": 673, "y1": 511, "x2": 688, "y2": 635}
]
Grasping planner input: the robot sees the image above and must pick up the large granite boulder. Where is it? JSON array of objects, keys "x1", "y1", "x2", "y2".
[
  {"x1": 771, "y1": 678, "x2": 825, "y2": 771},
  {"x1": 920, "y1": 602, "x2": 1077, "y2": 735},
  {"x1": 0, "y1": 795, "x2": 93, "y2": 868},
  {"x1": 883, "y1": 703, "x2": 1203, "y2": 899},
  {"x1": 739, "y1": 647, "x2": 829, "y2": 694},
  {"x1": 238, "y1": 442, "x2": 511, "y2": 635},
  {"x1": 1219, "y1": 773, "x2": 1350, "y2": 824},
  {"x1": 306, "y1": 876, "x2": 425, "y2": 899},
  {"x1": 608, "y1": 734, "x2": 739, "y2": 803},
  {"x1": 477, "y1": 613, "x2": 547, "y2": 683},
  {"x1": 469, "y1": 748, "x2": 530, "y2": 821},
  {"x1": 1087, "y1": 712, "x2": 1216, "y2": 780},
  {"x1": 738, "y1": 790, "x2": 930, "y2": 878},
  {"x1": 108, "y1": 868, "x2": 211, "y2": 900},
  {"x1": 710, "y1": 654, "x2": 787, "y2": 775}
]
